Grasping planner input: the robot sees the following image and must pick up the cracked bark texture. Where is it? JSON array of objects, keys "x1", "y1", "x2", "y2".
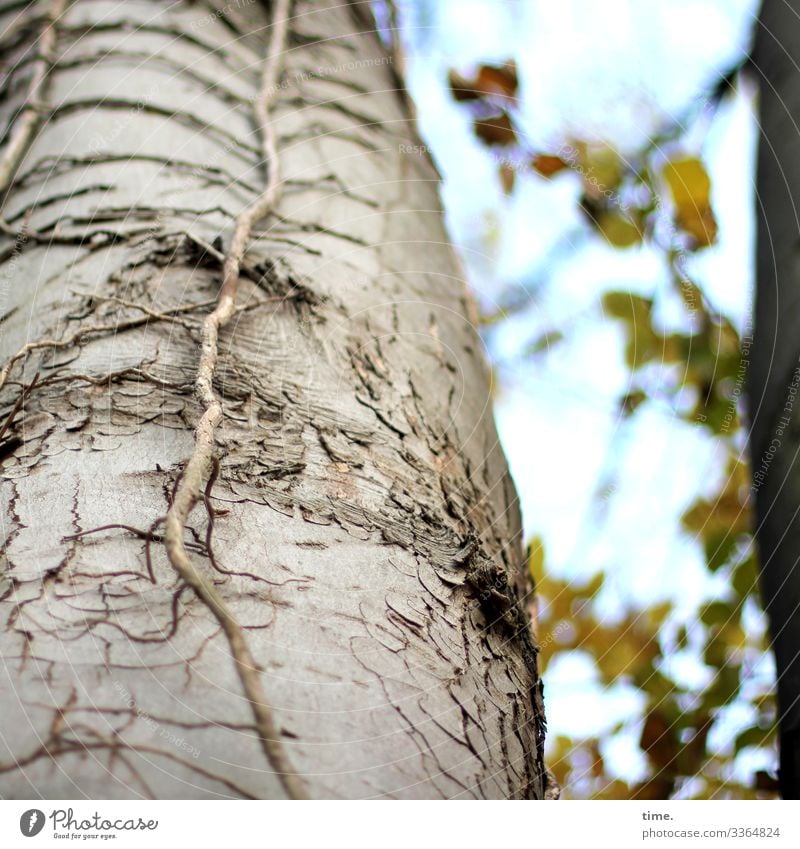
[
  {"x1": 0, "y1": 0, "x2": 546, "y2": 799},
  {"x1": 753, "y1": 0, "x2": 800, "y2": 799}
]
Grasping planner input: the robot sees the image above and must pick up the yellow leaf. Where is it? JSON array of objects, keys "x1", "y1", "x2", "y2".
[
  {"x1": 662, "y1": 157, "x2": 717, "y2": 247},
  {"x1": 602, "y1": 290, "x2": 651, "y2": 320},
  {"x1": 663, "y1": 157, "x2": 710, "y2": 207},
  {"x1": 528, "y1": 535, "x2": 545, "y2": 585},
  {"x1": 577, "y1": 142, "x2": 623, "y2": 198}
]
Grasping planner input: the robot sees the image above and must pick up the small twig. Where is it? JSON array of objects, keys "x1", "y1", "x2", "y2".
[
  {"x1": 0, "y1": 296, "x2": 258, "y2": 394},
  {"x1": 0, "y1": 8, "x2": 48, "y2": 54},
  {"x1": 0, "y1": 371, "x2": 39, "y2": 445},
  {"x1": 143, "y1": 517, "x2": 165, "y2": 585},
  {"x1": 62, "y1": 520, "x2": 208, "y2": 585},
  {"x1": 200, "y1": 458, "x2": 274, "y2": 587},
  {"x1": 0, "y1": 216, "x2": 156, "y2": 244},
  {"x1": 75, "y1": 292, "x2": 218, "y2": 320},
  {"x1": 180, "y1": 230, "x2": 267, "y2": 287},
  {"x1": 202, "y1": 456, "x2": 223, "y2": 575},
  {"x1": 0, "y1": 0, "x2": 66, "y2": 202},
  {"x1": 0, "y1": 318, "x2": 148, "y2": 393}
]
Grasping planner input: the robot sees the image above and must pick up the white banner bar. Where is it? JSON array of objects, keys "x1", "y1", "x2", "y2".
[{"x1": 0, "y1": 800, "x2": 798, "y2": 848}]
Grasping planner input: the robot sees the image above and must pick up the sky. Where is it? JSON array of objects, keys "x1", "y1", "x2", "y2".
[{"x1": 398, "y1": 0, "x2": 768, "y2": 786}]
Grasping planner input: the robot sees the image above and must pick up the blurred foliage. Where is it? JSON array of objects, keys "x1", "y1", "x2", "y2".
[{"x1": 448, "y1": 61, "x2": 778, "y2": 798}]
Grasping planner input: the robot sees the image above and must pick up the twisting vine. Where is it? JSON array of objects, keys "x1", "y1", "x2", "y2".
[{"x1": 162, "y1": 0, "x2": 308, "y2": 800}]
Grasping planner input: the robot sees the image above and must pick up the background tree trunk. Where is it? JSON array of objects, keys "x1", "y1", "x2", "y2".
[
  {"x1": 752, "y1": 0, "x2": 800, "y2": 800},
  {"x1": 0, "y1": 0, "x2": 546, "y2": 799}
]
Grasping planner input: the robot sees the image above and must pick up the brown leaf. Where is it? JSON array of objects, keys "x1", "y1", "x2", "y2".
[
  {"x1": 754, "y1": 770, "x2": 779, "y2": 792},
  {"x1": 532, "y1": 153, "x2": 570, "y2": 178},
  {"x1": 589, "y1": 740, "x2": 605, "y2": 778},
  {"x1": 499, "y1": 163, "x2": 515, "y2": 194},
  {"x1": 474, "y1": 112, "x2": 516, "y2": 147},
  {"x1": 640, "y1": 711, "x2": 676, "y2": 771},
  {"x1": 620, "y1": 389, "x2": 647, "y2": 416},
  {"x1": 449, "y1": 61, "x2": 518, "y2": 102},
  {"x1": 449, "y1": 70, "x2": 483, "y2": 101}
]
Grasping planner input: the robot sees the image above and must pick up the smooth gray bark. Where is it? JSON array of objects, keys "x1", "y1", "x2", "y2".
[
  {"x1": 752, "y1": 0, "x2": 800, "y2": 800},
  {"x1": 0, "y1": 0, "x2": 546, "y2": 799}
]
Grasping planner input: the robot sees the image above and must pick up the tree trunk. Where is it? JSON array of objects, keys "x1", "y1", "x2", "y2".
[
  {"x1": 0, "y1": 0, "x2": 546, "y2": 799},
  {"x1": 752, "y1": 0, "x2": 800, "y2": 800}
]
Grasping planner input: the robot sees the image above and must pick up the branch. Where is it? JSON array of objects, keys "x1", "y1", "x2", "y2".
[{"x1": 163, "y1": 0, "x2": 308, "y2": 801}]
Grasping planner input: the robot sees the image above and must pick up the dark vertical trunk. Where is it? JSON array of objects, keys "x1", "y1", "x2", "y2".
[{"x1": 752, "y1": 0, "x2": 800, "y2": 800}]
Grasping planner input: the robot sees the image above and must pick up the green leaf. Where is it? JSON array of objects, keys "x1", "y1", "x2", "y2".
[
  {"x1": 734, "y1": 726, "x2": 770, "y2": 755},
  {"x1": 704, "y1": 530, "x2": 737, "y2": 572},
  {"x1": 700, "y1": 600, "x2": 736, "y2": 628},
  {"x1": 732, "y1": 556, "x2": 758, "y2": 599},
  {"x1": 525, "y1": 329, "x2": 564, "y2": 356},
  {"x1": 595, "y1": 211, "x2": 643, "y2": 248}
]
